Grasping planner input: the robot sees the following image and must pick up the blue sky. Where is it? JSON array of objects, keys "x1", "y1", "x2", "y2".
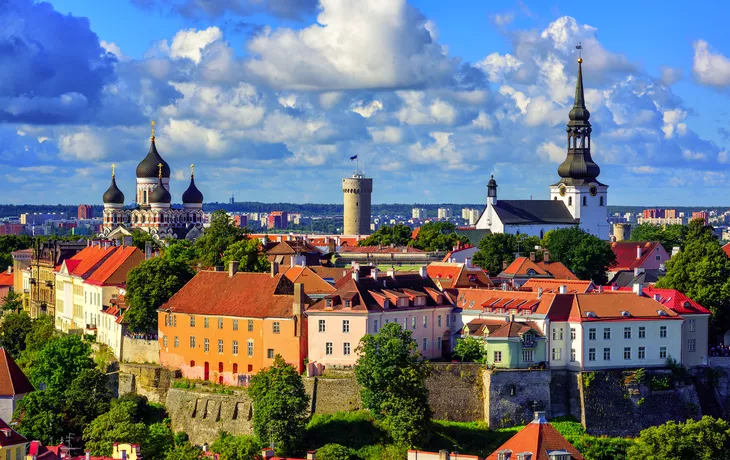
[{"x1": 2, "y1": 0, "x2": 730, "y2": 206}]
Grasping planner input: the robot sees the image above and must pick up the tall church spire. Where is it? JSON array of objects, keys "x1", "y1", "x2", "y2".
[{"x1": 556, "y1": 55, "x2": 601, "y2": 186}]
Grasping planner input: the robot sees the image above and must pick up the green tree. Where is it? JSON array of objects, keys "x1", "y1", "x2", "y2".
[
  {"x1": 13, "y1": 389, "x2": 66, "y2": 443},
  {"x1": 0, "y1": 311, "x2": 32, "y2": 358},
  {"x1": 125, "y1": 256, "x2": 195, "y2": 332},
  {"x1": 355, "y1": 323, "x2": 431, "y2": 447},
  {"x1": 26, "y1": 334, "x2": 94, "y2": 390},
  {"x1": 411, "y1": 222, "x2": 465, "y2": 252},
  {"x1": 64, "y1": 368, "x2": 113, "y2": 431},
  {"x1": 0, "y1": 235, "x2": 31, "y2": 270},
  {"x1": 2, "y1": 290, "x2": 23, "y2": 313},
  {"x1": 83, "y1": 399, "x2": 149, "y2": 456},
  {"x1": 472, "y1": 233, "x2": 517, "y2": 275},
  {"x1": 629, "y1": 223, "x2": 688, "y2": 251},
  {"x1": 194, "y1": 210, "x2": 246, "y2": 267},
  {"x1": 143, "y1": 421, "x2": 176, "y2": 460},
  {"x1": 210, "y1": 432, "x2": 262, "y2": 460},
  {"x1": 358, "y1": 224, "x2": 412, "y2": 247},
  {"x1": 453, "y1": 337, "x2": 486, "y2": 363},
  {"x1": 248, "y1": 355, "x2": 309, "y2": 456},
  {"x1": 162, "y1": 240, "x2": 197, "y2": 266},
  {"x1": 131, "y1": 230, "x2": 160, "y2": 252},
  {"x1": 165, "y1": 443, "x2": 203, "y2": 460},
  {"x1": 627, "y1": 416, "x2": 730, "y2": 460},
  {"x1": 222, "y1": 239, "x2": 270, "y2": 273},
  {"x1": 315, "y1": 443, "x2": 357, "y2": 460},
  {"x1": 542, "y1": 227, "x2": 616, "y2": 284},
  {"x1": 20, "y1": 315, "x2": 57, "y2": 368}
]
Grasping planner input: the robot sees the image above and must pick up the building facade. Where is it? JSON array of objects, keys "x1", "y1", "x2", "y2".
[
  {"x1": 78, "y1": 205, "x2": 94, "y2": 220},
  {"x1": 342, "y1": 173, "x2": 372, "y2": 236},
  {"x1": 28, "y1": 240, "x2": 87, "y2": 318}
]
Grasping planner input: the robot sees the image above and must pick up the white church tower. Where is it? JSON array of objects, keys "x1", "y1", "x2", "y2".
[{"x1": 549, "y1": 56, "x2": 609, "y2": 239}]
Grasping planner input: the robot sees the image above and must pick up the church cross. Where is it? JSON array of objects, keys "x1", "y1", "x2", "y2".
[
  {"x1": 151, "y1": 120, "x2": 156, "y2": 139},
  {"x1": 158, "y1": 163, "x2": 163, "y2": 178},
  {"x1": 111, "y1": 163, "x2": 116, "y2": 177}
]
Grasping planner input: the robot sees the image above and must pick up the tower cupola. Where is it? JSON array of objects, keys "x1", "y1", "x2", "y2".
[
  {"x1": 136, "y1": 121, "x2": 170, "y2": 179},
  {"x1": 103, "y1": 164, "x2": 125, "y2": 207},
  {"x1": 182, "y1": 164, "x2": 204, "y2": 209},
  {"x1": 149, "y1": 163, "x2": 171, "y2": 207},
  {"x1": 487, "y1": 175, "x2": 497, "y2": 205}
]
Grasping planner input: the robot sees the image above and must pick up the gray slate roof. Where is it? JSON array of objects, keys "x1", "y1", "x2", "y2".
[
  {"x1": 493, "y1": 200, "x2": 577, "y2": 225},
  {"x1": 457, "y1": 228, "x2": 492, "y2": 245},
  {"x1": 608, "y1": 269, "x2": 664, "y2": 288}
]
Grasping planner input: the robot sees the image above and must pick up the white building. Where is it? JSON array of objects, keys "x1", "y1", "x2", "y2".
[
  {"x1": 412, "y1": 208, "x2": 427, "y2": 219},
  {"x1": 475, "y1": 58, "x2": 609, "y2": 240},
  {"x1": 437, "y1": 208, "x2": 452, "y2": 219}
]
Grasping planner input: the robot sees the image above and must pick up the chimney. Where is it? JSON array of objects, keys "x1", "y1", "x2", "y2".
[
  {"x1": 636, "y1": 245, "x2": 642, "y2": 259},
  {"x1": 543, "y1": 251, "x2": 550, "y2": 262},
  {"x1": 352, "y1": 261, "x2": 360, "y2": 272},
  {"x1": 352, "y1": 269, "x2": 359, "y2": 283},
  {"x1": 387, "y1": 268, "x2": 396, "y2": 279},
  {"x1": 228, "y1": 261, "x2": 239, "y2": 278},
  {"x1": 419, "y1": 265, "x2": 427, "y2": 278},
  {"x1": 85, "y1": 452, "x2": 91, "y2": 460},
  {"x1": 537, "y1": 287, "x2": 543, "y2": 299},
  {"x1": 633, "y1": 282, "x2": 643, "y2": 296},
  {"x1": 270, "y1": 262, "x2": 279, "y2": 277},
  {"x1": 653, "y1": 293, "x2": 661, "y2": 301},
  {"x1": 598, "y1": 285, "x2": 603, "y2": 293},
  {"x1": 529, "y1": 252, "x2": 536, "y2": 261},
  {"x1": 6, "y1": 266, "x2": 10, "y2": 275},
  {"x1": 439, "y1": 450, "x2": 448, "y2": 460},
  {"x1": 306, "y1": 452, "x2": 317, "y2": 460},
  {"x1": 558, "y1": 285, "x2": 567, "y2": 294},
  {"x1": 464, "y1": 257, "x2": 471, "y2": 267},
  {"x1": 509, "y1": 313, "x2": 515, "y2": 322},
  {"x1": 262, "y1": 449, "x2": 274, "y2": 459}
]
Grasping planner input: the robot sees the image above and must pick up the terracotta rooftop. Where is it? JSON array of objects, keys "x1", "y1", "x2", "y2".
[
  {"x1": 282, "y1": 266, "x2": 336, "y2": 295},
  {"x1": 162, "y1": 271, "x2": 307, "y2": 318},
  {"x1": 486, "y1": 413, "x2": 585, "y2": 460},
  {"x1": 500, "y1": 257, "x2": 550, "y2": 278},
  {"x1": 338, "y1": 245, "x2": 425, "y2": 254},
  {"x1": 462, "y1": 318, "x2": 544, "y2": 338},
  {"x1": 60, "y1": 246, "x2": 118, "y2": 278},
  {"x1": 536, "y1": 260, "x2": 578, "y2": 280},
  {"x1": 427, "y1": 262, "x2": 493, "y2": 289},
  {"x1": 522, "y1": 279, "x2": 593, "y2": 294},
  {"x1": 0, "y1": 347, "x2": 34, "y2": 396},
  {"x1": 608, "y1": 286, "x2": 711, "y2": 316},
  {"x1": 610, "y1": 241, "x2": 665, "y2": 271},
  {"x1": 453, "y1": 288, "x2": 557, "y2": 316},
  {"x1": 723, "y1": 242, "x2": 730, "y2": 258},
  {"x1": 0, "y1": 271, "x2": 12, "y2": 287},
  {"x1": 267, "y1": 240, "x2": 322, "y2": 256},
  {"x1": 85, "y1": 246, "x2": 143, "y2": 286},
  {"x1": 557, "y1": 292, "x2": 681, "y2": 322}
]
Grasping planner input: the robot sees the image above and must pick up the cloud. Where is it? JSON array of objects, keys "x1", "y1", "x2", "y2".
[
  {"x1": 490, "y1": 12, "x2": 515, "y2": 27},
  {"x1": 352, "y1": 100, "x2": 384, "y2": 118},
  {"x1": 537, "y1": 142, "x2": 564, "y2": 163},
  {"x1": 660, "y1": 66, "x2": 683, "y2": 86},
  {"x1": 244, "y1": 0, "x2": 458, "y2": 90},
  {"x1": 692, "y1": 40, "x2": 730, "y2": 88},
  {"x1": 132, "y1": 0, "x2": 318, "y2": 20},
  {"x1": 160, "y1": 27, "x2": 224, "y2": 64},
  {"x1": 369, "y1": 126, "x2": 403, "y2": 144},
  {"x1": 630, "y1": 166, "x2": 658, "y2": 174},
  {"x1": 18, "y1": 165, "x2": 57, "y2": 174}
]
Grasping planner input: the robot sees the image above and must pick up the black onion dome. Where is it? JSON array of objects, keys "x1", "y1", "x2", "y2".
[
  {"x1": 149, "y1": 177, "x2": 171, "y2": 204},
  {"x1": 103, "y1": 176, "x2": 125, "y2": 204},
  {"x1": 182, "y1": 176, "x2": 204, "y2": 204},
  {"x1": 487, "y1": 175, "x2": 497, "y2": 188},
  {"x1": 136, "y1": 139, "x2": 171, "y2": 178}
]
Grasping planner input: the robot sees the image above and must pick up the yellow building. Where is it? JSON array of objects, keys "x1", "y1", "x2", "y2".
[
  {"x1": 27, "y1": 241, "x2": 86, "y2": 318},
  {"x1": 0, "y1": 418, "x2": 28, "y2": 460}
]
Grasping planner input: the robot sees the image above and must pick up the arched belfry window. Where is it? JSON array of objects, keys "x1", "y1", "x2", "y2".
[
  {"x1": 582, "y1": 196, "x2": 587, "y2": 206},
  {"x1": 568, "y1": 197, "x2": 573, "y2": 206}
]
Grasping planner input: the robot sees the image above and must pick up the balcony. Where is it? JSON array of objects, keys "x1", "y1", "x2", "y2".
[{"x1": 522, "y1": 340, "x2": 537, "y2": 349}]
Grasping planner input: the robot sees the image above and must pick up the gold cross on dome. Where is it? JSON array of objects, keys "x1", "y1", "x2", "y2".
[
  {"x1": 157, "y1": 163, "x2": 163, "y2": 178},
  {"x1": 190, "y1": 163, "x2": 195, "y2": 177},
  {"x1": 111, "y1": 163, "x2": 116, "y2": 177},
  {"x1": 151, "y1": 120, "x2": 156, "y2": 139}
]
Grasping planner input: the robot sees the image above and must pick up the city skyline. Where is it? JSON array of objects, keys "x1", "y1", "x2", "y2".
[{"x1": 3, "y1": 0, "x2": 730, "y2": 205}]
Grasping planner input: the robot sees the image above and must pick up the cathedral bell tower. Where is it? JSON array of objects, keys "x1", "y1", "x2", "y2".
[{"x1": 549, "y1": 54, "x2": 609, "y2": 239}]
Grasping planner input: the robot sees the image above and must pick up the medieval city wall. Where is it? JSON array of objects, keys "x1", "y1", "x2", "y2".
[
  {"x1": 121, "y1": 337, "x2": 160, "y2": 364},
  {"x1": 483, "y1": 369, "x2": 552, "y2": 428},
  {"x1": 118, "y1": 363, "x2": 179, "y2": 404}
]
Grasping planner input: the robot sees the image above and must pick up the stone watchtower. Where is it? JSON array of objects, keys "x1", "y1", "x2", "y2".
[{"x1": 342, "y1": 174, "x2": 372, "y2": 236}]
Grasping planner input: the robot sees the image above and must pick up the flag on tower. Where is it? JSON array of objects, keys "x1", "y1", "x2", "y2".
[{"x1": 350, "y1": 155, "x2": 358, "y2": 161}]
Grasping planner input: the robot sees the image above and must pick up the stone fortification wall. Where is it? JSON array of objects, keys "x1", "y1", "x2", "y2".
[
  {"x1": 483, "y1": 369, "x2": 551, "y2": 428},
  {"x1": 118, "y1": 363, "x2": 178, "y2": 404},
  {"x1": 426, "y1": 363, "x2": 484, "y2": 421},
  {"x1": 121, "y1": 337, "x2": 160, "y2": 363},
  {"x1": 550, "y1": 370, "x2": 582, "y2": 421}
]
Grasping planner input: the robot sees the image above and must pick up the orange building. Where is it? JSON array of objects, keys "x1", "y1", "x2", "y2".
[{"x1": 158, "y1": 264, "x2": 309, "y2": 385}]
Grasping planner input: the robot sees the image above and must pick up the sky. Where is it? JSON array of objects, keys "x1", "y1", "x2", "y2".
[{"x1": 2, "y1": 0, "x2": 730, "y2": 206}]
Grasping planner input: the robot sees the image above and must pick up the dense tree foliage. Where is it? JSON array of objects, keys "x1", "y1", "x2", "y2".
[
  {"x1": 210, "y1": 432, "x2": 262, "y2": 460},
  {"x1": 0, "y1": 235, "x2": 32, "y2": 270},
  {"x1": 0, "y1": 311, "x2": 32, "y2": 358},
  {"x1": 131, "y1": 230, "x2": 160, "y2": 252},
  {"x1": 542, "y1": 227, "x2": 616, "y2": 284},
  {"x1": 453, "y1": 337, "x2": 486, "y2": 363},
  {"x1": 472, "y1": 233, "x2": 517, "y2": 275},
  {"x1": 355, "y1": 323, "x2": 431, "y2": 447},
  {"x1": 222, "y1": 239, "x2": 270, "y2": 273},
  {"x1": 358, "y1": 224, "x2": 413, "y2": 247},
  {"x1": 194, "y1": 210, "x2": 247, "y2": 267},
  {"x1": 21, "y1": 315, "x2": 56, "y2": 366},
  {"x1": 628, "y1": 223, "x2": 688, "y2": 251},
  {"x1": 248, "y1": 355, "x2": 309, "y2": 456},
  {"x1": 627, "y1": 416, "x2": 730, "y2": 459},
  {"x1": 315, "y1": 443, "x2": 358, "y2": 460},
  {"x1": 657, "y1": 220, "x2": 730, "y2": 331},
  {"x1": 26, "y1": 334, "x2": 94, "y2": 390},
  {"x1": 164, "y1": 443, "x2": 204, "y2": 460},
  {"x1": 2, "y1": 290, "x2": 23, "y2": 313},
  {"x1": 125, "y1": 256, "x2": 195, "y2": 332},
  {"x1": 411, "y1": 222, "x2": 465, "y2": 252}
]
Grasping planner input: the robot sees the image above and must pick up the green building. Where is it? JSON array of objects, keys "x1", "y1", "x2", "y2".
[{"x1": 462, "y1": 318, "x2": 547, "y2": 368}]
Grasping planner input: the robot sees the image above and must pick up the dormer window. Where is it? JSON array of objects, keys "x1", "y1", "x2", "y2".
[
  {"x1": 620, "y1": 311, "x2": 631, "y2": 318},
  {"x1": 657, "y1": 310, "x2": 668, "y2": 316},
  {"x1": 344, "y1": 300, "x2": 351, "y2": 309},
  {"x1": 496, "y1": 451, "x2": 512, "y2": 460},
  {"x1": 518, "y1": 453, "x2": 533, "y2": 460},
  {"x1": 526, "y1": 269, "x2": 537, "y2": 276},
  {"x1": 548, "y1": 453, "x2": 571, "y2": 460},
  {"x1": 586, "y1": 311, "x2": 597, "y2": 318},
  {"x1": 325, "y1": 299, "x2": 333, "y2": 308}
]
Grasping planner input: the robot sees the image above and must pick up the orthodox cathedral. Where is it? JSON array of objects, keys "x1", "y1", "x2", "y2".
[
  {"x1": 476, "y1": 57, "x2": 609, "y2": 240},
  {"x1": 101, "y1": 124, "x2": 205, "y2": 240}
]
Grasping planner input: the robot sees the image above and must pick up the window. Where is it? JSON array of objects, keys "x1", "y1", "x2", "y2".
[
  {"x1": 589, "y1": 328, "x2": 596, "y2": 340},
  {"x1": 318, "y1": 319, "x2": 326, "y2": 333},
  {"x1": 190, "y1": 316, "x2": 196, "y2": 327},
  {"x1": 638, "y1": 347, "x2": 646, "y2": 359},
  {"x1": 248, "y1": 320, "x2": 254, "y2": 332},
  {"x1": 374, "y1": 319, "x2": 378, "y2": 333},
  {"x1": 570, "y1": 349, "x2": 576, "y2": 362},
  {"x1": 603, "y1": 328, "x2": 611, "y2": 340},
  {"x1": 655, "y1": 255, "x2": 661, "y2": 261},
  {"x1": 639, "y1": 327, "x2": 646, "y2": 339},
  {"x1": 571, "y1": 328, "x2": 576, "y2": 340},
  {"x1": 403, "y1": 318, "x2": 408, "y2": 329},
  {"x1": 204, "y1": 338, "x2": 209, "y2": 352},
  {"x1": 688, "y1": 339, "x2": 696, "y2": 352},
  {"x1": 582, "y1": 196, "x2": 586, "y2": 206},
  {"x1": 174, "y1": 337, "x2": 179, "y2": 348},
  {"x1": 446, "y1": 315, "x2": 450, "y2": 327},
  {"x1": 660, "y1": 347, "x2": 667, "y2": 359},
  {"x1": 233, "y1": 363, "x2": 238, "y2": 373},
  {"x1": 273, "y1": 322, "x2": 280, "y2": 334},
  {"x1": 344, "y1": 343, "x2": 351, "y2": 355},
  {"x1": 624, "y1": 327, "x2": 631, "y2": 339},
  {"x1": 588, "y1": 348, "x2": 596, "y2": 361},
  {"x1": 163, "y1": 336, "x2": 168, "y2": 347},
  {"x1": 494, "y1": 351, "x2": 502, "y2": 363},
  {"x1": 422, "y1": 337, "x2": 428, "y2": 350},
  {"x1": 568, "y1": 196, "x2": 573, "y2": 206},
  {"x1": 660, "y1": 326, "x2": 667, "y2": 338},
  {"x1": 624, "y1": 347, "x2": 631, "y2": 360},
  {"x1": 688, "y1": 319, "x2": 696, "y2": 332},
  {"x1": 218, "y1": 318, "x2": 223, "y2": 329},
  {"x1": 247, "y1": 341, "x2": 254, "y2": 356},
  {"x1": 438, "y1": 315, "x2": 442, "y2": 328},
  {"x1": 344, "y1": 300, "x2": 351, "y2": 309},
  {"x1": 342, "y1": 320, "x2": 350, "y2": 333},
  {"x1": 218, "y1": 340, "x2": 223, "y2": 354},
  {"x1": 325, "y1": 342, "x2": 333, "y2": 355},
  {"x1": 552, "y1": 348, "x2": 562, "y2": 361},
  {"x1": 233, "y1": 319, "x2": 238, "y2": 331},
  {"x1": 411, "y1": 316, "x2": 416, "y2": 330},
  {"x1": 552, "y1": 327, "x2": 563, "y2": 341},
  {"x1": 523, "y1": 350, "x2": 534, "y2": 362},
  {"x1": 423, "y1": 316, "x2": 428, "y2": 328},
  {"x1": 600, "y1": 196, "x2": 604, "y2": 206},
  {"x1": 204, "y1": 317, "x2": 209, "y2": 328},
  {"x1": 189, "y1": 336, "x2": 196, "y2": 348},
  {"x1": 603, "y1": 348, "x2": 611, "y2": 360},
  {"x1": 232, "y1": 340, "x2": 238, "y2": 355}
]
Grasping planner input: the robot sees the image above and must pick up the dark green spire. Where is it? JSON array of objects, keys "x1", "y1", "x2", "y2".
[{"x1": 568, "y1": 58, "x2": 590, "y2": 124}]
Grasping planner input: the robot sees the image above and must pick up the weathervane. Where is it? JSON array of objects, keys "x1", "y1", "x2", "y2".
[
  {"x1": 576, "y1": 42, "x2": 583, "y2": 63},
  {"x1": 111, "y1": 163, "x2": 116, "y2": 178},
  {"x1": 158, "y1": 162, "x2": 163, "y2": 178},
  {"x1": 190, "y1": 163, "x2": 195, "y2": 177},
  {"x1": 151, "y1": 120, "x2": 156, "y2": 140}
]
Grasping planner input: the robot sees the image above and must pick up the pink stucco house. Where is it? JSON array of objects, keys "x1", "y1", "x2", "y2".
[{"x1": 306, "y1": 267, "x2": 454, "y2": 368}]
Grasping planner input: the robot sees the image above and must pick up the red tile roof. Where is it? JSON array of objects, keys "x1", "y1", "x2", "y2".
[
  {"x1": 558, "y1": 292, "x2": 681, "y2": 322},
  {"x1": 28, "y1": 441, "x2": 67, "y2": 460},
  {"x1": 462, "y1": 318, "x2": 544, "y2": 338},
  {"x1": 0, "y1": 418, "x2": 27, "y2": 447},
  {"x1": 0, "y1": 271, "x2": 12, "y2": 287},
  {"x1": 487, "y1": 414, "x2": 585, "y2": 460},
  {"x1": 453, "y1": 288, "x2": 557, "y2": 316},
  {"x1": 338, "y1": 245, "x2": 425, "y2": 254},
  {"x1": 635, "y1": 286, "x2": 710, "y2": 315},
  {"x1": 535, "y1": 260, "x2": 578, "y2": 280},
  {"x1": 85, "y1": 246, "x2": 143, "y2": 286},
  {"x1": 500, "y1": 257, "x2": 550, "y2": 277},
  {"x1": 723, "y1": 242, "x2": 730, "y2": 258},
  {"x1": 0, "y1": 347, "x2": 34, "y2": 396},
  {"x1": 427, "y1": 262, "x2": 493, "y2": 289},
  {"x1": 282, "y1": 266, "x2": 336, "y2": 295},
  {"x1": 610, "y1": 241, "x2": 664, "y2": 271},
  {"x1": 522, "y1": 279, "x2": 593, "y2": 294},
  {"x1": 60, "y1": 246, "x2": 118, "y2": 278},
  {"x1": 162, "y1": 272, "x2": 304, "y2": 318}
]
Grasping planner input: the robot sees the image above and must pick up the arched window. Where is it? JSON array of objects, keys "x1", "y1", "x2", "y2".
[
  {"x1": 233, "y1": 363, "x2": 238, "y2": 374},
  {"x1": 600, "y1": 196, "x2": 604, "y2": 206},
  {"x1": 190, "y1": 360, "x2": 195, "y2": 367},
  {"x1": 143, "y1": 190, "x2": 147, "y2": 204},
  {"x1": 553, "y1": 196, "x2": 557, "y2": 201},
  {"x1": 568, "y1": 197, "x2": 573, "y2": 206},
  {"x1": 218, "y1": 362, "x2": 224, "y2": 373},
  {"x1": 582, "y1": 196, "x2": 587, "y2": 206}
]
